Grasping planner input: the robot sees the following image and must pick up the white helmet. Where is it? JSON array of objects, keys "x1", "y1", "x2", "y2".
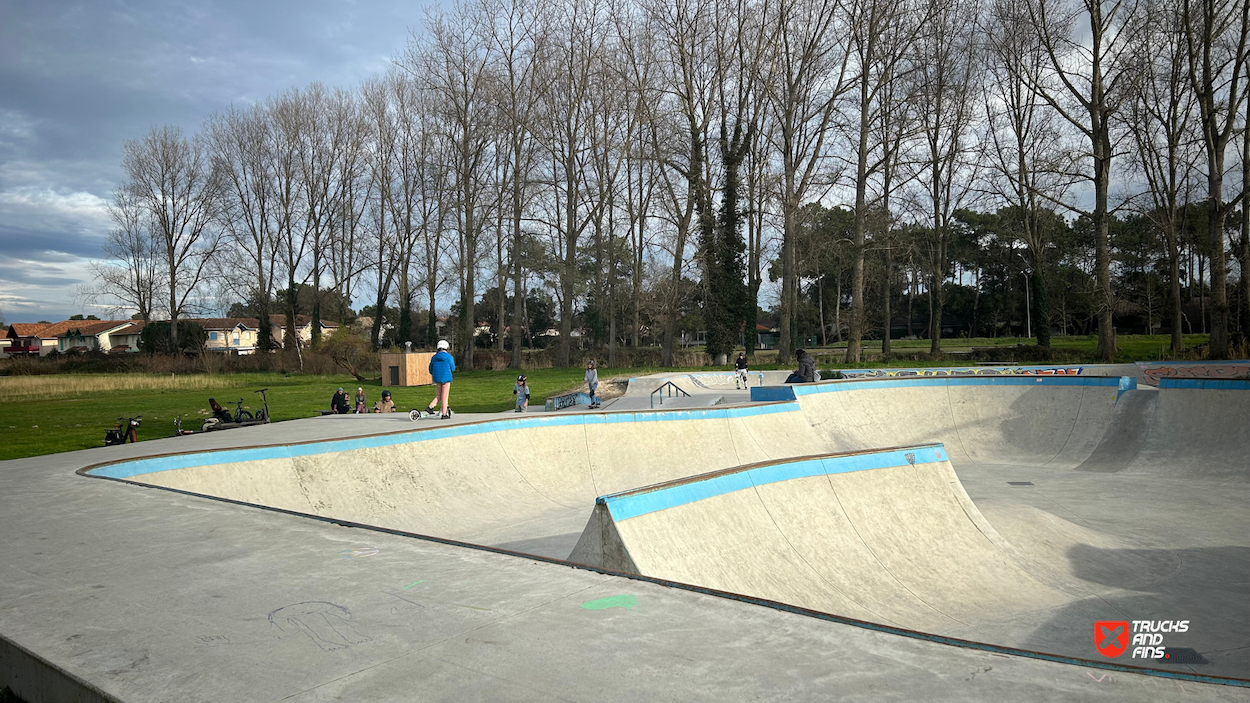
[{"x1": 437, "y1": 339, "x2": 450, "y2": 350}]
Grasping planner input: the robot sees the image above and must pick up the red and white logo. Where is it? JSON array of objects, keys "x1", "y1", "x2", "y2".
[{"x1": 1095, "y1": 621, "x2": 1129, "y2": 658}]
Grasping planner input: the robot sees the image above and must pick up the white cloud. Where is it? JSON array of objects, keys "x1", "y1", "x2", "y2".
[{"x1": 0, "y1": 187, "x2": 110, "y2": 222}]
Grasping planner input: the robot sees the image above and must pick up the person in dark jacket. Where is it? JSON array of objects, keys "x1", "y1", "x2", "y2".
[
  {"x1": 424, "y1": 340, "x2": 456, "y2": 418},
  {"x1": 735, "y1": 352, "x2": 749, "y2": 389},
  {"x1": 785, "y1": 350, "x2": 816, "y2": 384},
  {"x1": 331, "y1": 387, "x2": 351, "y2": 414}
]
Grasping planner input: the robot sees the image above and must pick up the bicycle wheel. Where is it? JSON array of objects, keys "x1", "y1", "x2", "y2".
[{"x1": 238, "y1": 410, "x2": 253, "y2": 421}]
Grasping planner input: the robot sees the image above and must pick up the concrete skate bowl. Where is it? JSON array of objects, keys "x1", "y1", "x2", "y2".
[{"x1": 81, "y1": 376, "x2": 1250, "y2": 683}]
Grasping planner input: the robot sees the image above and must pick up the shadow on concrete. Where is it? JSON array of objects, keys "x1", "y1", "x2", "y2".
[{"x1": 1017, "y1": 543, "x2": 1250, "y2": 679}]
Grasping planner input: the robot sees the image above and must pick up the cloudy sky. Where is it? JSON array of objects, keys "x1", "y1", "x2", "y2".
[{"x1": 0, "y1": 0, "x2": 422, "y2": 323}]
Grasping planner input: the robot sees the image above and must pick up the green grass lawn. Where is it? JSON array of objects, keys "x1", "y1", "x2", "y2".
[
  {"x1": 0, "y1": 334, "x2": 1219, "y2": 461},
  {"x1": 0, "y1": 366, "x2": 686, "y2": 461}
]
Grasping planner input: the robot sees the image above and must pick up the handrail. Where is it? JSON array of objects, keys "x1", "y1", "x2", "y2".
[{"x1": 650, "y1": 381, "x2": 690, "y2": 408}]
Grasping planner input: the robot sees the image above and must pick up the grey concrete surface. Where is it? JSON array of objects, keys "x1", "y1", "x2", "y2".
[
  {"x1": 7, "y1": 431, "x2": 1242, "y2": 702},
  {"x1": 3, "y1": 374, "x2": 1249, "y2": 701}
]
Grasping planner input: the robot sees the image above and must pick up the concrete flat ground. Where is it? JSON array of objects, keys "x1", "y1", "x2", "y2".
[{"x1": 3, "y1": 372, "x2": 1249, "y2": 701}]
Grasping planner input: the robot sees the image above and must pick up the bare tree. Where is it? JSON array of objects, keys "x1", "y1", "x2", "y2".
[
  {"x1": 1181, "y1": 0, "x2": 1250, "y2": 357},
  {"x1": 912, "y1": 0, "x2": 983, "y2": 353},
  {"x1": 843, "y1": 0, "x2": 926, "y2": 361},
  {"x1": 405, "y1": 4, "x2": 497, "y2": 368},
  {"x1": 206, "y1": 104, "x2": 280, "y2": 348},
  {"x1": 1025, "y1": 0, "x2": 1144, "y2": 360},
  {"x1": 86, "y1": 187, "x2": 164, "y2": 322},
  {"x1": 1124, "y1": 0, "x2": 1200, "y2": 353},
  {"x1": 763, "y1": 0, "x2": 853, "y2": 364},
  {"x1": 983, "y1": 0, "x2": 1073, "y2": 348},
  {"x1": 120, "y1": 125, "x2": 222, "y2": 348},
  {"x1": 483, "y1": 0, "x2": 549, "y2": 366}
]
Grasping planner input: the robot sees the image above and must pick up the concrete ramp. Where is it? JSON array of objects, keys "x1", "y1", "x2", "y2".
[{"x1": 570, "y1": 444, "x2": 1071, "y2": 633}]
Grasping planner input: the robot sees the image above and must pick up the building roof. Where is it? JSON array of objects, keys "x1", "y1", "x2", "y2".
[
  {"x1": 188, "y1": 318, "x2": 260, "y2": 331},
  {"x1": 7, "y1": 323, "x2": 51, "y2": 339},
  {"x1": 38, "y1": 320, "x2": 132, "y2": 339},
  {"x1": 267, "y1": 314, "x2": 340, "y2": 329}
]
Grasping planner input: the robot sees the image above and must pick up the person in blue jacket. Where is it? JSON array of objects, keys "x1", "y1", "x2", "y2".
[{"x1": 424, "y1": 340, "x2": 456, "y2": 418}]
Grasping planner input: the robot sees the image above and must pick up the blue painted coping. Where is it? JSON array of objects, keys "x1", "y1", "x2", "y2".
[
  {"x1": 85, "y1": 401, "x2": 801, "y2": 480},
  {"x1": 750, "y1": 375, "x2": 1134, "y2": 404},
  {"x1": 599, "y1": 444, "x2": 947, "y2": 521},
  {"x1": 750, "y1": 386, "x2": 797, "y2": 402},
  {"x1": 1159, "y1": 378, "x2": 1250, "y2": 390}
]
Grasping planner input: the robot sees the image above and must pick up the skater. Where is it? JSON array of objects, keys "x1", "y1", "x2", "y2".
[
  {"x1": 331, "y1": 387, "x2": 351, "y2": 414},
  {"x1": 735, "y1": 351, "x2": 749, "y2": 389},
  {"x1": 423, "y1": 340, "x2": 455, "y2": 419},
  {"x1": 785, "y1": 349, "x2": 816, "y2": 384},
  {"x1": 373, "y1": 389, "x2": 395, "y2": 413},
  {"x1": 354, "y1": 387, "x2": 367, "y2": 414},
  {"x1": 585, "y1": 360, "x2": 600, "y2": 409},
  {"x1": 513, "y1": 375, "x2": 530, "y2": 412}
]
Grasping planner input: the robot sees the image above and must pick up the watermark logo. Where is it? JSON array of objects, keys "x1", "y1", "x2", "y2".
[
  {"x1": 1095, "y1": 620, "x2": 1191, "y2": 659},
  {"x1": 1094, "y1": 620, "x2": 1128, "y2": 658}
]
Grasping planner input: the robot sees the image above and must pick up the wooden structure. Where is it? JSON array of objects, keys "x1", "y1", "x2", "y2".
[{"x1": 380, "y1": 352, "x2": 435, "y2": 387}]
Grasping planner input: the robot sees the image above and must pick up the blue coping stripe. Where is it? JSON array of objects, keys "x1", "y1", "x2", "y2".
[
  {"x1": 1159, "y1": 378, "x2": 1250, "y2": 390},
  {"x1": 788, "y1": 375, "x2": 1125, "y2": 396},
  {"x1": 751, "y1": 375, "x2": 1126, "y2": 402},
  {"x1": 601, "y1": 444, "x2": 947, "y2": 522},
  {"x1": 86, "y1": 400, "x2": 802, "y2": 480}
]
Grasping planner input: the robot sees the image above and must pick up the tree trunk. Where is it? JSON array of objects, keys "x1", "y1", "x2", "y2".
[
  {"x1": 511, "y1": 175, "x2": 525, "y2": 368},
  {"x1": 882, "y1": 247, "x2": 893, "y2": 355}
]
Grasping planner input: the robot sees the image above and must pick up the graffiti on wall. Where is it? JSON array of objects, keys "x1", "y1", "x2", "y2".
[
  {"x1": 840, "y1": 366, "x2": 1085, "y2": 380},
  {"x1": 1138, "y1": 362, "x2": 1250, "y2": 387}
]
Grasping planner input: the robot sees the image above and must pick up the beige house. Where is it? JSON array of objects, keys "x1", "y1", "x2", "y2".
[
  {"x1": 196, "y1": 318, "x2": 263, "y2": 354},
  {"x1": 268, "y1": 315, "x2": 340, "y2": 346}
]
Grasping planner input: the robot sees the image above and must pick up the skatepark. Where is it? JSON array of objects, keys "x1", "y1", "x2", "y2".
[{"x1": 2, "y1": 365, "x2": 1248, "y2": 701}]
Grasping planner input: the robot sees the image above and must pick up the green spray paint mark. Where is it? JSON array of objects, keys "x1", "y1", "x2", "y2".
[
  {"x1": 580, "y1": 594, "x2": 637, "y2": 610},
  {"x1": 402, "y1": 581, "x2": 424, "y2": 589}
]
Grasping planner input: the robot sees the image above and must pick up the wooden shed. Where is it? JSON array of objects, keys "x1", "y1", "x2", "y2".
[{"x1": 380, "y1": 352, "x2": 435, "y2": 387}]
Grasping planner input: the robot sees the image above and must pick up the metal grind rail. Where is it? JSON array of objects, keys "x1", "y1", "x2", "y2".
[{"x1": 651, "y1": 381, "x2": 691, "y2": 409}]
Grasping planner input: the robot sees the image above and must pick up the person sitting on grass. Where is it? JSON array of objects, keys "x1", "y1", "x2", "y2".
[
  {"x1": 331, "y1": 387, "x2": 351, "y2": 414},
  {"x1": 373, "y1": 389, "x2": 395, "y2": 413},
  {"x1": 513, "y1": 375, "x2": 530, "y2": 413}
]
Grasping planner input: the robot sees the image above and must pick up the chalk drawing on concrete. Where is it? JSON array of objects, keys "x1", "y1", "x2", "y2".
[
  {"x1": 580, "y1": 594, "x2": 638, "y2": 610},
  {"x1": 268, "y1": 601, "x2": 371, "y2": 651}
]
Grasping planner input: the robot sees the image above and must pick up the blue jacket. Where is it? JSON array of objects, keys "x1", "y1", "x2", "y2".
[{"x1": 429, "y1": 350, "x2": 456, "y2": 383}]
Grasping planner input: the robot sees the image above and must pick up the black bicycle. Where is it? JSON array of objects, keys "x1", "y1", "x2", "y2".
[
  {"x1": 105, "y1": 416, "x2": 141, "y2": 446},
  {"x1": 229, "y1": 397, "x2": 253, "y2": 422}
]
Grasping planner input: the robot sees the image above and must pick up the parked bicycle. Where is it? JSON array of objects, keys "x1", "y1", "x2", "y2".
[{"x1": 104, "y1": 416, "x2": 141, "y2": 446}]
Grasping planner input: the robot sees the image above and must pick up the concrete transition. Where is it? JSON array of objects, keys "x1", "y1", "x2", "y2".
[
  {"x1": 4, "y1": 369, "x2": 1248, "y2": 700},
  {"x1": 79, "y1": 375, "x2": 1250, "y2": 677}
]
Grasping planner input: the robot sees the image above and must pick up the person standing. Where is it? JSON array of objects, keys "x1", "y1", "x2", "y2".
[
  {"x1": 424, "y1": 340, "x2": 456, "y2": 419},
  {"x1": 585, "y1": 360, "x2": 600, "y2": 409},
  {"x1": 513, "y1": 374, "x2": 530, "y2": 413},
  {"x1": 735, "y1": 352, "x2": 749, "y2": 389},
  {"x1": 354, "y1": 387, "x2": 367, "y2": 414}
]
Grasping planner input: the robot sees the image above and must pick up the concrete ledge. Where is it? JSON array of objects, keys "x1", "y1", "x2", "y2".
[
  {"x1": 1, "y1": 634, "x2": 123, "y2": 703},
  {"x1": 1160, "y1": 378, "x2": 1250, "y2": 390}
]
